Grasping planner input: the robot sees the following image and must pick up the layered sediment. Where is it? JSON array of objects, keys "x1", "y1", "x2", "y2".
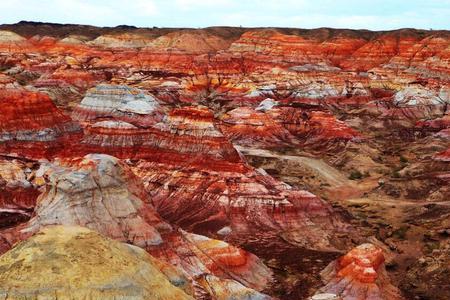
[
  {"x1": 0, "y1": 154, "x2": 272, "y2": 299},
  {"x1": 314, "y1": 243, "x2": 404, "y2": 300}
]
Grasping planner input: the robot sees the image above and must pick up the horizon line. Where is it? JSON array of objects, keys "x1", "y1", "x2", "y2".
[{"x1": 1, "y1": 20, "x2": 448, "y2": 33}]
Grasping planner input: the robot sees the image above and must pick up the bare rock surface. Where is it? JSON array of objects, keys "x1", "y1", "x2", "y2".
[
  {"x1": 315, "y1": 243, "x2": 404, "y2": 300},
  {"x1": 0, "y1": 225, "x2": 194, "y2": 300}
]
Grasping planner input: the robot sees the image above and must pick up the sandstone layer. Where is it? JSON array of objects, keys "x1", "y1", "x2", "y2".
[{"x1": 315, "y1": 243, "x2": 403, "y2": 300}]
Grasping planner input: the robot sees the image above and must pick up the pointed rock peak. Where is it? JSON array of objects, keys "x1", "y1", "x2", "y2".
[{"x1": 315, "y1": 243, "x2": 404, "y2": 300}]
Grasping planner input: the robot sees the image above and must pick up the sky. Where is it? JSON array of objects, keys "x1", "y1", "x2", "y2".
[{"x1": 1, "y1": 0, "x2": 449, "y2": 30}]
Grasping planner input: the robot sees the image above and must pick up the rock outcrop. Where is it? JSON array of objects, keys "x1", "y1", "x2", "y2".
[
  {"x1": 134, "y1": 160, "x2": 352, "y2": 251},
  {"x1": 220, "y1": 106, "x2": 360, "y2": 149},
  {"x1": 0, "y1": 154, "x2": 272, "y2": 299},
  {"x1": 74, "y1": 84, "x2": 164, "y2": 124},
  {"x1": 74, "y1": 85, "x2": 243, "y2": 169},
  {"x1": 0, "y1": 158, "x2": 39, "y2": 229},
  {"x1": 220, "y1": 106, "x2": 296, "y2": 147},
  {"x1": 314, "y1": 243, "x2": 404, "y2": 300},
  {"x1": 0, "y1": 89, "x2": 80, "y2": 158},
  {"x1": 0, "y1": 225, "x2": 194, "y2": 300}
]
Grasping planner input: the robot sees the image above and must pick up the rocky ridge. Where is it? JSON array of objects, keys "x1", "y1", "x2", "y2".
[{"x1": 0, "y1": 154, "x2": 272, "y2": 299}]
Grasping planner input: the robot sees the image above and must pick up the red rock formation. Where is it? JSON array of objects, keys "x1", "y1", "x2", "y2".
[
  {"x1": 340, "y1": 33, "x2": 419, "y2": 71},
  {"x1": 227, "y1": 28, "x2": 449, "y2": 78},
  {"x1": 67, "y1": 84, "x2": 353, "y2": 255},
  {"x1": 220, "y1": 105, "x2": 360, "y2": 149},
  {"x1": 73, "y1": 84, "x2": 245, "y2": 171},
  {"x1": 0, "y1": 89, "x2": 81, "y2": 159},
  {"x1": 0, "y1": 154, "x2": 272, "y2": 299},
  {"x1": 133, "y1": 160, "x2": 352, "y2": 252},
  {"x1": 228, "y1": 29, "x2": 365, "y2": 70},
  {"x1": 314, "y1": 243, "x2": 404, "y2": 299},
  {"x1": 434, "y1": 147, "x2": 450, "y2": 162}
]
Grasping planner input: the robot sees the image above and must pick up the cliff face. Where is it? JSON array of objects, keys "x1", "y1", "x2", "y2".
[{"x1": 0, "y1": 23, "x2": 448, "y2": 300}]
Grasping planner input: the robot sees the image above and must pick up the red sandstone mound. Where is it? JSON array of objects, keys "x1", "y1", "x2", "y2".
[
  {"x1": 0, "y1": 89, "x2": 80, "y2": 158},
  {"x1": 313, "y1": 243, "x2": 404, "y2": 300},
  {"x1": 73, "y1": 84, "x2": 243, "y2": 169},
  {"x1": 220, "y1": 104, "x2": 361, "y2": 149}
]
